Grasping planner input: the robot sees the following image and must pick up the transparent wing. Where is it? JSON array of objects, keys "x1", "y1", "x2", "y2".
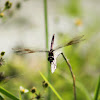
[
  {"x1": 51, "y1": 59, "x2": 56, "y2": 73},
  {"x1": 50, "y1": 52, "x2": 61, "y2": 73},
  {"x1": 12, "y1": 48, "x2": 49, "y2": 54},
  {"x1": 53, "y1": 35, "x2": 84, "y2": 51}
]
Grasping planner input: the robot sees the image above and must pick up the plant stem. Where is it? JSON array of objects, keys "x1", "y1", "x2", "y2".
[
  {"x1": 61, "y1": 53, "x2": 76, "y2": 100},
  {"x1": 44, "y1": 0, "x2": 51, "y2": 100}
]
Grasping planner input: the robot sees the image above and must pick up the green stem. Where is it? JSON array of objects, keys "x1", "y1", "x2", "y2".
[
  {"x1": 19, "y1": 91, "x2": 22, "y2": 100},
  {"x1": 44, "y1": 0, "x2": 51, "y2": 100}
]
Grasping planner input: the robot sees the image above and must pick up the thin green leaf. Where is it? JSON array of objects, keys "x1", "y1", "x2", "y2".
[
  {"x1": 94, "y1": 76, "x2": 100, "y2": 100},
  {"x1": 39, "y1": 72, "x2": 63, "y2": 100},
  {"x1": 0, "y1": 87, "x2": 19, "y2": 100}
]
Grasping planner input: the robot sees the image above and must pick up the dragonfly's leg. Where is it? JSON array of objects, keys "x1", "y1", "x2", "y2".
[{"x1": 59, "y1": 52, "x2": 76, "y2": 100}]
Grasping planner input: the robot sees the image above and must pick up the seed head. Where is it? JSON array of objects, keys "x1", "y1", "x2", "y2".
[
  {"x1": 42, "y1": 81, "x2": 48, "y2": 88},
  {"x1": 35, "y1": 93, "x2": 41, "y2": 100},
  {"x1": 5, "y1": 1, "x2": 12, "y2": 9},
  {"x1": 1, "y1": 52, "x2": 5, "y2": 56},
  {"x1": 31, "y1": 87, "x2": 37, "y2": 93}
]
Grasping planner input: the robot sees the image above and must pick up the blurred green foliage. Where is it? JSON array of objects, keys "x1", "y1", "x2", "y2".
[
  {"x1": 65, "y1": 0, "x2": 81, "y2": 16},
  {"x1": 0, "y1": 0, "x2": 100, "y2": 100}
]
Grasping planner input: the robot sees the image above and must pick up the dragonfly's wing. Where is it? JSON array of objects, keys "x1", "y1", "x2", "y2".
[
  {"x1": 50, "y1": 52, "x2": 61, "y2": 73},
  {"x1": 51, "y1": 52, "x2": 61, "y2": 73},
  {"x1": 53, "y1": 35, "x2": 84, "y2": 51},
  {"x1": 51, "y1": 59, "x2": 56, "y2": 73},
  {"x1": 12, "y1": 48, "x2": 49, "y2": 54}
]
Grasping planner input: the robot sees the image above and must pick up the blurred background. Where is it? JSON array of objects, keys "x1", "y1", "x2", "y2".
[{"x1": 0, "y1": 0, "x2": 100, "y2": 100}]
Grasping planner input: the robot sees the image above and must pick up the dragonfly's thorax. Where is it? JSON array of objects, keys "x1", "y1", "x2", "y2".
[{"x1": 48, "y1": 50, "x2": 54, "y2": 63}]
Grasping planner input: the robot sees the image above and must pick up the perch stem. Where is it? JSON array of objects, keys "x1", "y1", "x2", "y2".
[{"x1": 61, "y1": 53, "x2": 76, "y2": 100}]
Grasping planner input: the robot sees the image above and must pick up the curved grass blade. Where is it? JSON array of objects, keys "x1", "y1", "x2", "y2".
[
  {"x1": 94, "y1": 76, "x2": 100, "y2": 100},
  {"x1": 39, "y1": 72, "x2": 63, "y2": 100},
  {"x1": 0, "y1": 87, "x2": 19, "y2": 100},
  {"x1": 56, "y1": 70, "x2": 91, "y2": 100}
]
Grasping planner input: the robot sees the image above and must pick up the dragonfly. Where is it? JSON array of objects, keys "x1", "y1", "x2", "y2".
[
  {"x1": 13, "y1": 34, "x2": 84, "y2": 73},
  {"x1": 13, "y1": 34, "x2": 84, "y2": 100}
]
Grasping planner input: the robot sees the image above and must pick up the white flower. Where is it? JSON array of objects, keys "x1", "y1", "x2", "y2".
[{"x1": 20, "y1": 86, "x2": 29, "y2": 93}]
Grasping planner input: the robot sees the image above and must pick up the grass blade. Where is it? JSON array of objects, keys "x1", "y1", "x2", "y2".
[
  {"x1": 0, "y1": 87, "x2": 19, "y2": 100},
  {"x1": 43, "y1": 0, "x2": 51, "y2": 100},
  {"x1": 56, "y1": 70, "x2": 91, "y2": 100},
  {"x1": 40, "y1": 72, "x2": 63, "y2": 100},
  {"x1": 94, "y1": 76, "x2": 100, "y2": 100}
]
